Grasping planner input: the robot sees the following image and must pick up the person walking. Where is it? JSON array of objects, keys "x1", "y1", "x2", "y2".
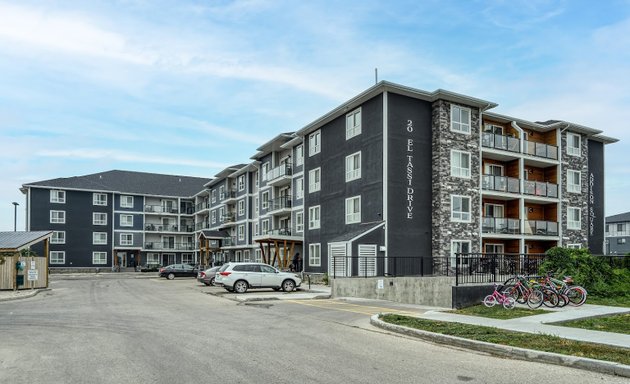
[{"x1": 292, "y1": 252, "x2": 301, "y2": 272}]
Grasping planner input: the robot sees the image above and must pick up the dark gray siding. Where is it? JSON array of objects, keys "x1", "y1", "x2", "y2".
[{"x1": 588, "y1": 140, "x2": 605, "y2": 253}]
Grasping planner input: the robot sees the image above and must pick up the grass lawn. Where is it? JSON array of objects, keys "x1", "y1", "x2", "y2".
[
  {"x1": 380, "y1": 314, "x2": 630, "y2": 365},
  {"x1": 587, "y1": 295, "x2": 630, "y2": 307},
  {"x1": 454, "y1": 305, "x2": 547, "y2": 319},
  {"x1": 555, "y1": 313, "x2": 630, "y2": 335}
]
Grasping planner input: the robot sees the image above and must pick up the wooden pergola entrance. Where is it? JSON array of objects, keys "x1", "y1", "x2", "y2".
[
  {"x1": 198, "y1": 230, "x2": 227, "y2": 266},
  {"x1": 255, "y1": 238, "x2": 302, "y2": 270}
]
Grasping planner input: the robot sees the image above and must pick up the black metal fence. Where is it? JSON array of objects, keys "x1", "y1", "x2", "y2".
[{"x1": 453, "y1": 253, "x2": 547, "y2": 286}]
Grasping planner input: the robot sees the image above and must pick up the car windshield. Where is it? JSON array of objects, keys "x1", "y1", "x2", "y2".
[{"x1": 218, "y1": 264, "x2": 230, "y2": 272}]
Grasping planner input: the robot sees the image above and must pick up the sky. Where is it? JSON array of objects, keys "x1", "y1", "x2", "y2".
[{"x1": 1, "y1": 0, "x2": 629, "y2": 231}]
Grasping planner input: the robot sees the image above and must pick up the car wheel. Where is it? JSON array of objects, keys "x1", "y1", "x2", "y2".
[
  {"x1": 233, "y1": 280, "x2": 248, "y2": 294},
  {"x1": 167, "y1": 273, "x2": 175, "y2": 280},
  {"x1": 282, "y1": 279, "x2": 296, "y2": 292},
  {"x1": 209, "y1": 277, "x2": 215, "y2": 286}
]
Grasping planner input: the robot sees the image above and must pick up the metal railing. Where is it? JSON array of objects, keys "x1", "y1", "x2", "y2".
[
  {"x1": 453, "y1": 253, "x2": 547, "y2": 285},
  {"x1": 524, "y1": 180, "x2": 558, "y2": 198},
  {"x1": 144, "y1": 242, "x2": 195, "y2": 251},
  {"x1": 481, "y1": 132, "x2": 520, "y2": 153},
  {"x1": 482, "y1": 175, "x2": 520, "y2": 193},
  {"x1": 266, "y1": 163, "x2": 293, "y2": 182},
  {"x1": 144, "y1": 205, "x2": 179, "y2": 214},
  {"x1": 525, "y1": 141, "x2": 558, "y2": 160},
  {"x1": 481, "y1": 217, "x2": 520, "y2": 234},
  {"x1": 268, "y1": 196, "x2": 292, "y2": 211},
  {"x1": 524, "y1": 220, "x2": 559, "y2": 236}
]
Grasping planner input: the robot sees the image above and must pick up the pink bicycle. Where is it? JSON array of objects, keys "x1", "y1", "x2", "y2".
[{"x1": 483, "y1": 283, "x2": 516, "y2": 309}]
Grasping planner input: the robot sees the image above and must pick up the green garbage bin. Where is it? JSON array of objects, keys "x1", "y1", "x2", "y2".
[{"x1": 16, "y1": 275, "x2": 24, "y2": 286}]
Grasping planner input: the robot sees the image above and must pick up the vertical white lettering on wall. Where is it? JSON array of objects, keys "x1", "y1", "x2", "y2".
[
  {"x1": 406, "y1": 119, "x2": 414, "y2": 219},
  {"x1": 589, "y1": 172, "x2": 595, "y2": 236}
]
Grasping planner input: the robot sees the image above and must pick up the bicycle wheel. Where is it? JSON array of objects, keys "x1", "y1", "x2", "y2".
[
  {"x1": 542, "y1": 289, "x2": 559, "y2": 308},
  {"x1": 567, "y1": 286, "x2": 587, "y2": 306},
  {"x1": 526, "y1": 289, "x2": 544, "y2": 309},
  {"x1": 502, "y1": 296, "x2": 516, "y2": 309},
  {"x1": 483, "y1": 295, "x2": 497, "y2": 307},
  {"x1": 558, "y1": 294, "x2": 569, "y2": 308}
]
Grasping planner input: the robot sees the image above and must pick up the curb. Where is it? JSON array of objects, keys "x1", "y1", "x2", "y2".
[
  {"x1": 370, "y1": 314, "x2": 630, "y2": 378},
  {"x1": 0, "y1": 288, "x2": 50, "y2": 302}
]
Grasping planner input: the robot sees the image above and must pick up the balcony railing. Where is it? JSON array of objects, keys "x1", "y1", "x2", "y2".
[
  {"x1": 195, "y1": 201, "x2": 209, "y2": 212},
  {"x1": 145, "y1": 224, "x2": 180, "y2": 232},
  {"x1": 195, "y1": 221, "x2": 210, "y2": 230},
  {"x1": 266, "y1": 163, "x2": 293, "y2": 182},
  {"x1": 222, "y1": 237, "x2": 236, "y2": 247},
  {"x1": 482, "y1": 175, "x2": 520, "y2": 193},
  {"x1": 145, "y1": 205, "x2": 179, "y2": 214},
  {"x1": 524, "y1": 180, "x2": 558, "y2": 198},
  {"x1": 144, "y1": 242, "x2": 195, "y2": 250},
  {"x1": 255, "y1": 227, "x2": 293, "y2": 237},
  {"x1": 220, "y1": 191, "x2": 236, "y2": 201},
  {"x1": 482, "y1": 132, "x2": 520, "y2": 153},
  {"x1": 482, "y1": 217, "x2": 520, "y2": 234},
  {"x1": 524, "y1": 220, "x2": 559, "y2": 236},
  {"x1": 525, "y1": 141, "x2": 558, "y2": 160},
  {"x1": 268, "y1": 196, "x2": 292, "y2": 212},
  {"x1": 220, "y1": 213, "x2": 235, "y2": 223}
]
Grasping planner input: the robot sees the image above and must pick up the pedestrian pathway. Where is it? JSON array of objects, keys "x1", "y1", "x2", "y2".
[{"x1": 419, "y1": 304, "x2": 630, "y2": 348}]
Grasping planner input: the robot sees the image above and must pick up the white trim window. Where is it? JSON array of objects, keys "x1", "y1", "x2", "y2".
[
  {"x1": 567, "y1": 244, "x2": 582, "y2": 249},
  {"x1": 182, "y1": 253, "x2": 194, "y2": 264},
  {"x1": 309, "y1": 205, "x2": 321, "y2": 229},
  {"x1": 295, "y1": 145, "x2": 304, "y2": 167},
  {"x1": 254, "y1": 196, "x2": 259, "y2": 213},
  {"x1": 309, "y1": 130, "x2": 321, "y2": 156},
  {"x1": 51, "y1": 231, "x2": 66, "y2": 244},
  {"x1": 50, "y1": 251, "x2": 65, "y2": 264},
  {"x1": 309, "y1": 243, "x2": 321, "y2": 266},
  {"x1": 309, "y1": 168, "x2": 321, "y2": 193},
  {"x1": 120, "y1": 214, "x2": 134, "y2": 227},
  {"x1": 93, "y1": 212, "x2": 107, "y2": 225},
  {"x1": 567, "y1": 133, "x2": 581, "y2": 156},
  {"x1": 345, "y1": 196, "x2": 361, "y2": 224},
  {"x1": 255, "y1": 249, "x2": 262, "y2": 263},
  {"x1": 262, "y1": 191, "x2": 269, "y2": 210},
  {"x1": 296, "y1": 177, "x2": 304, "y2": 199},
  {"x1": 450, "y1": 105, "x2": 471, "y2": 134},
  {"x1": 238, "y1": 175, "x2": 245, "y2": 191},
  {"x1": 450, "y1": 240, "x2": 471, "y2": 267},
  {"x1": 345, "y1": 152, "x2": 361, "y2": 182},
  {"x1": 93, "y1": 232, "x2": 107, "y2": 245},
  {"x1": 451, "y1": 150, "x2": 471, "y2": 178},
  {"x1": 261, "y1": 219, "x2": 270, "y2": 235},
  {"x1": 50, "y1": 190, "x2": 66, "y2": 204},
  {"x1": 295, "y1": 212, "x2": 304, "y2": 232},
  {"x1": 211, "y1": 190, "x2": 216, "y2": 203},
  {"x1": 120, "y1": 233, "x2": 133, "y2": 246},
  {"x1": 238, "y1": 225, "x2": 245, "y2": 241},
  {"x1": 219, "y1": 185, "x2": 225, "y2": 200},
  {"x1": 93, "y1": 193, "x2": 107, "y2": 206},
  {"x1": 120, "y1": 195, "x2": 134, "y2": 208},
  {"x1": 346, "y1": 108, "x2": 362, "y2": 139},
  {"x1": 92, "y1": 252, "x2": 107, "y2": 265},
  {"x1": 567, "y1": 170, "x2": 581, "y2": 194},
  {"x1": 568, "y1": 207, "x2": 581, "y2": 230},
  {"x1": 451, "y1": 195, "x2": 471, "y2": 222},
  {"x1": 50, "y1": 210, "x2": 66, "y2": 224},
  {"x1": 262, "y1": 162, "x2": 270, "y2": 181},
  {"x1": 238, "y1": 199, "x2": 245, "y2": 216},
  {"x1": 211, "y1": 210, "x2": 217, "y2": 224}
]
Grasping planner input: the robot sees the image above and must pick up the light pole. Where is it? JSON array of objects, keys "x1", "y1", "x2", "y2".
[{"x1": 12, "y1": 202, "x2": 19, "y2": 231}]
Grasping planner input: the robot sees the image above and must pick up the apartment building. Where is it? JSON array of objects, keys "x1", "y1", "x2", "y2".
[
  {"x1": 605, "y1": 212, "x2": 630, "y2": 255},
  {"x1": 21, "y1": 81, "x2": 617, "y2": 273},
  {"x1": 21, "y1": 170, "x2": 210, "y2": 269}
]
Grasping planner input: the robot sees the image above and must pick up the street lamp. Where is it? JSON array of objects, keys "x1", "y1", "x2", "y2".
[{"x1": 12, "y1": 202, "x2": 19, "y2": 231}]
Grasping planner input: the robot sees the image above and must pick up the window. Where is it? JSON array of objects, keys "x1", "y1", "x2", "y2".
[
  {"x1": 51, "y1": 231, "x2": 65, "y2": 244},
  {"x1": 238, "y1": 225, "x2": 245, "y2": 241},
  {"x1": 211, "y1": 190, "x2": 216, "y2": 203},
  {"x1": 238, "y1": 175, "x2": 245, "y2": 191},
  {"x1": 120, "y1": 233, "x2": 133, "y2": 246},
  {"x1": 451, "y1": 150, "x2": 471, "y2": 178},
  {"x1": 146, "y1": 253, "x2": 159, "y2": 264},
  {"x1": 309, "y1": 130, "x2": 321, "y2": 156},
  {"x1": 182, "y1": 254, "x2": 194, "y2": 264},
  {"x1": 296, "y1": 177, "x2": 304, "y2": 199},
  {"x1": 345, "y1": 196, "x2": 361, "y2": 224},
  {"x1": 121, "y1": 195, "x2": 134, "y2": 208},
  {"x1": 450, "y1": 240, "x2": 471, "y2": 267},
  {"x1": 262, "y1": 191, "x2": 269, "y2": 209},
  {"x1": 567, "y1": 244, "x2": 582, "y2": 249},
  {"x1": 255, "y1": 249, "x2": 262, "y2": 263},
  {"x1": 50, "y1": 210, "x2": 66, "y2": 224},
  {"x1": 309, "y1": 243, "x2": 321, "y2": 266},
  {"x1": 484, "y1": 164, "x2": 504, "y2": 176},
  {"x1": 262, "y1": 162, "x2": 270, "y2": 181},
  {"x1": 253, "y1": 222, "x2": 259, "y2": 236},
  {"x1": 254, "y1": 196, "x2": 259, "y2": 213},
  {"x1": 309, "y1": 168, "x2": 321, "y2": 193},
  {"x1": 568, "y1": 207, "x2": 581, "y2": 230},
  {"x1": 219, "y1": 185, "x2": 225, "y2": 199},
  {"x1": 606, "y1": 224, "x2": 609, "y2": 233},
  {"x1": 50, "y1": 190, "x2": 66, "y2": 203},
  {"x1": 345, "y1": 152, "x2": 361, "y2": 182},
  {"x1": 244, "y1": 250, "x2": 251, "y2": 262},
  {"x1": 238, "y1": 200, "x2": 245, "y2": 216},
  {"x1": 567, "y1": 170, "x2": 581, "y2": 193},
  {"x1": 120, "y1": 214, "x2": 134, "y2": 227},
  {"x1": 211, "y1": 210, "x2": 216, "y2": 224},
  {"x1": 484, "y1": 124, "x2": 503, "y2": 135},
  {"x1": 309, "y1": 206, "x2": 321, "y2": 229},
  {"x1": 295, "y1": 212, "x2": 304, "y2": 232},
  {"x1": 296, "y1": 145, "x2": 304, "y2": 166},
  {"x1": 346, "y1": 108, "x2": 361, "y2": 139},
  {"x1": 617, "y1": 223, "x2": 623, "y2": 232},
  {"x1": 50, "y1": 251, "x2": 65, "y2": 264},
  {"x1": 93, "y1": 193, "x2": 107, "y2": 206},
  {"x1": 451, "y1": 195, "x2": 471, "y2": 222},
  {"x1": 451, "y1": 105, "x2": 471, "y2": 134},
  {"x1": 567, "y1": 133, "x2": 581, "y2": 156},
  {"x1": 93, "y1": 212, "x2": 107, "y2": 225},
  {"x1": 93, "y1": 232, "x2": 107, "y2": 245},
  {"x1": 261, "y1": 220, "x2": 270, "y2": 235},
  {"x1": 617, "y1": 238, "x2": 627, "y2": 244},
  {"x1": 93, "y1": 252, "x2": 107, "y2": 265}
]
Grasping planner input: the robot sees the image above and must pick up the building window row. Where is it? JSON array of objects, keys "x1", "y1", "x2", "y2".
[{"x1": 50, "y1": 190, "x2": 66, "y2": 204}]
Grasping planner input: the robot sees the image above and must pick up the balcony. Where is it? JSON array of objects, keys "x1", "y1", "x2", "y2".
[
  {"x1": 195, "y1": 201, "x2": 209, "y2": 212},
  {"x1": 523, "y1": 180, "x2": 558, "y2": 198},
  {"x1": 144, "y1": 242, "x2": 196, "y2": 251},
  {"x1": 144, "y1": 224, "x2": 179, "y2": 232},
  {"x1": 145, "y1": 205, "x2": 179, "y2": 214},
  {"x1": 524, "y1": 220, "x2": 559, "y2": 236},
  {"x1": 482, "y1": 175, "x2": 520, "y2": 194},
  {"x1": 220, "y1": 191, "x2": 237, "y2": 202},
  {"x1": 222, "y1": 237, "x2": 236, "y2": 247},
  {"x1": 195, "y1": 221, "x2": 210, "y2": 231},
  {"x1": 482, "y1": 132, "x2": 520, "y2": 153},
  {"x1": 252, "y1": 227, "x2": 300, "y2": 242},
  {"x1": 524, "y1": 141, "x2": 558, "y2": 160},
  {"x1": 268, "y1": 196, "x2": 292, "y2": 214},
  {"x1": 482, "y1": 217, "x2": 520, "y2": 234},
  {"x1": 219, "y1": 213, "x2": 236, "y2": 227},
  {"x1": 266, "y1": 164, "x2": 293, "y2": 187}
]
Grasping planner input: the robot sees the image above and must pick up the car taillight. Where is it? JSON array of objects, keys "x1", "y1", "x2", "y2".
[
  {"x1": 159, "y1": 268, "x2": 164, "y2": 273},
  {"x1": 219, "y1": 272, "x2": 231, "y2": 276},
  {"x1": 200, "y1": 272, "x2": 206, "y2": 278}
]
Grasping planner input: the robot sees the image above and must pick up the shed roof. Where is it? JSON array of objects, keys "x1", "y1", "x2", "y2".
[{"x1": 0, "y1": 231, "x2": 53, "y2": 251}]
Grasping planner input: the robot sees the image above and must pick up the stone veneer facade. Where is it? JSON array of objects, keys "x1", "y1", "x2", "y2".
[
  {"x1": 561, "y1": 130, "x2": 589, "y2": 246},
  {"x1": 431, "y1": 99, "x2": 481, "y2": 264}
]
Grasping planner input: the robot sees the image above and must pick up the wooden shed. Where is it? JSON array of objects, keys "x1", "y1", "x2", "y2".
[{"x1": 0, "y1": 231, "x2": 52, "y2": 290}]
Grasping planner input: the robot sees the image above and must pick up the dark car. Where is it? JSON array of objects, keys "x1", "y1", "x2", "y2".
[
  {"x1": 158, "y1": 264, "x2": 199, "y2": 280},
  {"x1": 197, "y1": 266, "x2": 221, "y2": 286}
]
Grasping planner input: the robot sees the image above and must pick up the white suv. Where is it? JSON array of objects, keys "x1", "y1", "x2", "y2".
[{"x1": 215, "y1": 262, "x2": 302, "y2": 294}]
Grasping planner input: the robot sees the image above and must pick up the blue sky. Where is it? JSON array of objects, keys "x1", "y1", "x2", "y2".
[{"x1": 1, "y1": 0, "x2": 629, "y2": 231}]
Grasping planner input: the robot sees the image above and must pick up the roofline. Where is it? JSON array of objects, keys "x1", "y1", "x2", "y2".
[
  {"x1": 21, "y1": 184, "x2": 198, "y2": 200},
  {"x1": 0, "y1": 231, "x2": 53, "y2": 251}
]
